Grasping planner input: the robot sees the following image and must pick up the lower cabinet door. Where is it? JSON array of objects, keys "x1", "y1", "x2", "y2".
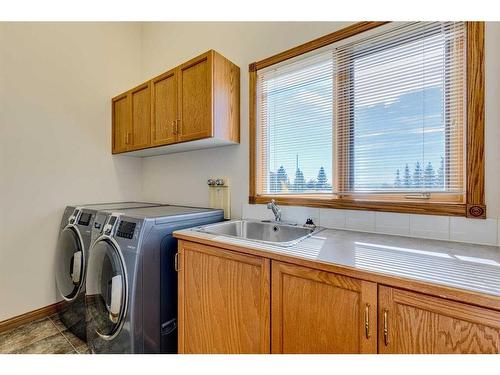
[
  {"x1": 271, "y1": 261, "x2": 378, "y2": 353},
  {"x1": 178, "y1": 241, "x2": 271, "y2": 353},
  {"x1": 378, "y1": 286, "x2": 500, "y2": 354}
]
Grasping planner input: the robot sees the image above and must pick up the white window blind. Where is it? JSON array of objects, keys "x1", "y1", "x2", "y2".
[
  {"x1": 256, "y1": 22, "x2": 466, "y2": 197},
  {"x1": 257, "y1": 52, "x2": 334, "y2": 194}
]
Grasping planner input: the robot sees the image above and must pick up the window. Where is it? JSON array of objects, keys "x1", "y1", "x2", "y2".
[
  {"x1": 257, "y1": 53, "x2": 334, "y2": 194},
  {"x1": 250, "y1": 22, "x2": 485, "y2": 218}
]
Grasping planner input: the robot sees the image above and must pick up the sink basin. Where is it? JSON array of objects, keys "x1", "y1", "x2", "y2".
[{"x1": 194, "y1": 220, "x2": 322, "y2": 247}]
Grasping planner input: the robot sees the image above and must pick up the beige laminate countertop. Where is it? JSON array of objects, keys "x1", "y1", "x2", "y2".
[{"x1": 174, "y1": 223, "x2": 500, "y2": 309}]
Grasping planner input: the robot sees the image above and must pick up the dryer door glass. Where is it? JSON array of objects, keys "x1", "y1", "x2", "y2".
[
  {"x1": 55, "y1": 227, "x2": 84, "y2": 301},
  {"x1": 86, "y1": 240, "x2": 127, "y2": 339}
]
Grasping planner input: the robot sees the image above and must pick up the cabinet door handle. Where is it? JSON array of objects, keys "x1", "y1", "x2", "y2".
[
  {"x1": 383, "y1": 309, "x2": 389, "y2": 346},
  {"x1": 176, "y1": 119, "x2": 180, "y2": 136},
  {"x1": 174, "y1": 252, "x2": 180, "y2": 272},
  {"x1": 172, "y1": 120, "x2": 177, "y2": 135},
  {"x1": 364, "y1": 303, "x2": 370, "y2": 339}
]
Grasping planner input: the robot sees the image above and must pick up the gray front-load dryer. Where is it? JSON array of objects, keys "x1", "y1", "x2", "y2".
[
  {"x1": 85, "y1": 205, "x2": 224, "y2": 354},
  {"x1": 55, "y1": 202, "x2": 163, "y2": 341}
]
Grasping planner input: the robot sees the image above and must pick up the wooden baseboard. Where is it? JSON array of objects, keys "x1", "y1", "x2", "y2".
[{"x1": 0, "y1": 301, "x2": 65, "y2": 333}]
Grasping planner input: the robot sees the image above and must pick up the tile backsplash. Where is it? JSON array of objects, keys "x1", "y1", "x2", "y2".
[{"x1": 241, "y1": 203, "x2": 500, "y2": 246}]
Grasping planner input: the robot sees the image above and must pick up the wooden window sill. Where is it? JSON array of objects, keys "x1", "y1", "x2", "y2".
[{"x1": 249, "y1": 195, "x2": 485, "y2": 218}]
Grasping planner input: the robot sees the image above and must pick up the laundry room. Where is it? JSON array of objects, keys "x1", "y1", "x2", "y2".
[{"x1": 2, "y1": 1, "x2": 500, "y2": 374}]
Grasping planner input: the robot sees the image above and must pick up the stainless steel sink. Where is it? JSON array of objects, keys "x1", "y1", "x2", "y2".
[{"x1": 194, "y1": 220, "x2": 322, "y2": 247}]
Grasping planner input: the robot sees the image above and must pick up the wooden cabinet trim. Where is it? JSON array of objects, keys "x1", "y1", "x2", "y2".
[
  {"x1": 129, "y1": 81, "x2": 150, "y2": 94},
  {"x1": 112, "y1": 92, "x2": 128, "y2": 102},
  {"x1": 382, "y1": 286, "x2": 500, "y2": 330},
  {"x1": 272, "y1": 261, "x2": 362, "y2": 291},
  {"x1": 180, "y1": 239, "x2": 266, "y2": 266},
  {"x1": 178, "y1": 50, "x2": 212, "y2": 71}
]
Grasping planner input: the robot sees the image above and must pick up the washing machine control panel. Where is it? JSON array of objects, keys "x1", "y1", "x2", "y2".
[
  {"x1": 69, "y1": 209, "x2": 81, "y2": 225},
  {"x1": 93, "y1": 213, "x2": 107, "y2": 232},
  {"x1": 103, "y1": 215, "x2": 118, "y2": 236},
  {"x1": 116, "y1": 221, "x2": 136, "y2": 239}
]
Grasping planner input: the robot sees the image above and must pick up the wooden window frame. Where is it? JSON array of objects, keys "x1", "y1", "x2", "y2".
[{"x1": 249, "y1": 21, "x2": 485, "y2": 218}]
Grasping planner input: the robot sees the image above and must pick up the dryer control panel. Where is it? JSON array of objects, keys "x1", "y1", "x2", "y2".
[{"x1": 77, "y1": 212, "x2": 92, "y2": 226}]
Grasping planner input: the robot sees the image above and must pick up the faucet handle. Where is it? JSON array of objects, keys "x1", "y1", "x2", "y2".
[
  {"x1": 267, "y1": 199, "x2": 276, "y2": 208},
  {"x1": 304, "y1": 218, "x2": 316, "y2": 229}
]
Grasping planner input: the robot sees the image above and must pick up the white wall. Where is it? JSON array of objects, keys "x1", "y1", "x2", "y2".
[
  {"x1": 139, "y1": 22, "x2": 500, "y2": 221},
  {"x1": 0, "y1": 23, "x2": 143, "y2": 321},
  {"x1": 139, "y1": 22, "x2": 352, "y2": 218}
]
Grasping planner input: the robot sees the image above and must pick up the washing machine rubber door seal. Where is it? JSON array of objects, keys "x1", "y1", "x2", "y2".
[
  {"x1": 86, "y1": 237, "x2": 128, "y2": 341},
  {"x1": 55, "y1": 225, "x2": 85, "y2": 301}
]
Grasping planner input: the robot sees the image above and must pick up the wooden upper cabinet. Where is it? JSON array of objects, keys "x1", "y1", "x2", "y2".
[
  {"x1": 212, "y1": 50, "x2": 240, "y2": 142},
  {"x1": 378, "y1": 286, "x2": 500, "y2": 354},
  {"x1": 111, "y1": 50, "x2": 240, "y2": 155},
  {"x1": 112, "y1": 93, "x2": 131, "y2": 154},
  {"x1": 151, "y1": 69, "x2": 178, "y2": 146},
  {"x1": 130, "y1": 82, "x2": 151, "y2": 150},
  {"x1": 177, "y1": 52, "x2": 212, "y2": 142},
  {"x1": 272, "y1": 261, "x2": 377, "y2": 354},
  {"x1": 178, "y1": 241, "x2": 270, "y2": 354}
]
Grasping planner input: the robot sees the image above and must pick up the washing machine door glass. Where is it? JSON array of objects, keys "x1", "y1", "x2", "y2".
[
  {"x1": 86, "y1": 239, "x2": 127, "y2": 339},
  {"x1": 55, "y1": 226, "x2": 84, "y2": 301}
]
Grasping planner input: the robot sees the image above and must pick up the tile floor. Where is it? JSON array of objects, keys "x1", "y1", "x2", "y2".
[{"x1": 0, "y1": 314, "x2": 90, "y2": 354}]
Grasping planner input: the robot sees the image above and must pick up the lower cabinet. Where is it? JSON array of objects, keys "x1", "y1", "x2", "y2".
[
  {"x1": 378, "y1": 286, "x2": 500, "y2": 354},
  {"x1": 177, "y1": 240, "x2": 500, "y2": 354},
  {"x1": 272, "y1": 261, "x2": 377, "y2": 353},
  {"x1": 177, "y1": 241, "x2": 270, "y2": 353}
]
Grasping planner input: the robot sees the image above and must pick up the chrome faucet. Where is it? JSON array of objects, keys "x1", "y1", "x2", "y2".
[{"x1": 267, "y1": 199, "x2": 282, "y2": 222}]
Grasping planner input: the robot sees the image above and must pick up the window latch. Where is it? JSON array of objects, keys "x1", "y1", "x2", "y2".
[{"x1": 404, "y1": 192, "x2": 431, "y2": 200}]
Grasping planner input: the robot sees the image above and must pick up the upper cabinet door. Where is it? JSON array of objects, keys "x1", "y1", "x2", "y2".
[
  {"x1": 271, "y1": 261, "x2": 378, "y2": 354},
  {"x1": 177, "y1": 52, "x2": 213, "y2": 142},
  {"x1": 151, "y1": 69, "x2": 178, "y2": 146},
  {"x1": 112, "y1": 94, "x2": 131, "y2": 154},
  {"x1": 378, "y1": 286, "x2": 500, "y2": 354},
  {"x1": 130, "y1": 83, "x2": 151, "y2": 150}
]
